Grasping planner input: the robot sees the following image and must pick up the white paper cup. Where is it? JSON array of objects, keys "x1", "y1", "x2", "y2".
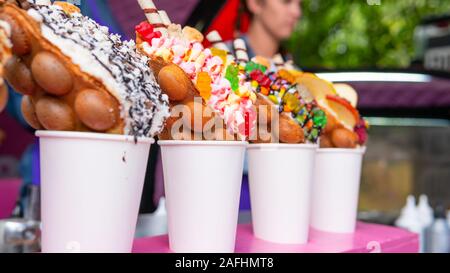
[
  {"x1": 159, "y1": 140, "x2": 247, "y2": 253},
  {"x1": 37, "y1": 131, "x2": 153, "y2": 253},
  {"x1": 310, "y1": 147, "x2": 366, "y2": 234},
  {"x1": 248, "y1": 143, "x2": 318, "y2": 244}
]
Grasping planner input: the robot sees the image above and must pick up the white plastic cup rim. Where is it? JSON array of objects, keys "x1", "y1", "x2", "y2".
[
  {"x1": 248, "y1": 143, "x2": 318, "y2": 150},
  {"x1": 158, "y1": 140, "x2": 248, "y2": 147},
  {"x1": 317, "y1": 146, "x2": 367, "y2": 155},
  {"x1": 35, "y1": 130, "x2": 155, "y2": 144}
]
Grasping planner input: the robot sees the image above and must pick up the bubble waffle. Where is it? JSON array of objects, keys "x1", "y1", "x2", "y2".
[
  {"x1": 0, "y1": 18, "x2": 11, "y2": 113},
  {"x1": 0, "y1": 1, "x2": 169, "y2": 138}
]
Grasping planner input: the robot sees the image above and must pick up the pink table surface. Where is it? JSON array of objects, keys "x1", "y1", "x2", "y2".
[
  {"x1": 132, "y1": 222, "x2": 419, "y2": 253},
  {"x1": 0, "y1": 179, "x2": 21, "y2": 219}
]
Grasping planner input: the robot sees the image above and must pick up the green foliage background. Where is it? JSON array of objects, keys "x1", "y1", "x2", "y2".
[{"x1": 287, "y1": 0, "x2": 450, "y2": 69}]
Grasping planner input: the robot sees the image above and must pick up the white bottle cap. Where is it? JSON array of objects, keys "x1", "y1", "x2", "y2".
[
  {"x1": 417, "y1": 194, "x2": 434, "y2": 227},
  {"x1": 447, "y1": 210, "x2": 450, "y2": 227},
  {"x1": 395, "y1": 195, "x2": 421, "y2": 233}
]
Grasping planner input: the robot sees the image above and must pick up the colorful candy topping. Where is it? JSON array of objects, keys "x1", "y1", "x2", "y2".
[
  {"x1": 135, "y1": 21, "x2": 257, "y2": 139},
  {"x1": 296, "y1": 72, "x2": 369, "y2": 146},
  {"x1": 196, "y1": 72, "x2": 212, "y2": 101},
  {"x1": 355, "y1": 117, "x2": 369, "y2": 145},
  {"x1": 242, "y1": 60, "x2": 327, "y2": 143}
]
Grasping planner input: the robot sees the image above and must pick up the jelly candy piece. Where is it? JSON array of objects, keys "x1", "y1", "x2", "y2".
[
  {"x1": 268, "y1": 95, "x2": 279, "y2": 104},
  {"x1": 283, "y1": 93, "x2": 299, "y2": 111},
  {"x1": 211, "y1": 48, "x2": 228, "y2": 64},
  {"x1": 283, "y1": 105, "x2": 292, "y2": 112},
  {"x1": 295, "y1": 114, "x2": 306, "y2": 126},
  {"x1": 135, "y1": 22, "x2": 161, "y2": 44},
  {"x1": 225, "y1": 65, "x2": 239, "y2": 91},
  {"x1": 279, "y1": 88, "x2": 286, "y2": 99},
  {"x1": 245, "y1": 62, "x2": 256, "y2": 73},
  {"x1": 278, "y1": 69, "x2": 295, "y2": 83},
  {"x1": 249, "y1": 70, "x2": 271, "y2": 89},
  {"x1": 260, "y1": 76, "x2": 271, "y2": 89},
  {"x1": 260, "y1": 87, "x2": 270, "y2": 96},
  {"x1": 312, "y1": 108, "x2": 327, "y2": 128},
  {"x1": 142, "y1": 31, "x2": 162, "y2": 44},
  {"x1": 309, "y1": 128, "x2": 319, "y2": 141},
  {"x1": 299, "y1": 107, "x2": 306, "y2": 115},
  {"x1": 135, "y1": 21, "x2": 154, "y2": 37},
  {"x1": 196, "y1": 72, "x2": 212, "y2": 101},
  {"x1": 245, "y1": 61, "x2": 267, "y2": 73},
  {"x1": 249, "y1": 70, "x2": 263, "y2": 81},
  {"x1": 288, "y1": 98, "x2": 295, "y2": 105},
  {"x1": 355, "y1": 117, "x2": 369, "y2": 144}
]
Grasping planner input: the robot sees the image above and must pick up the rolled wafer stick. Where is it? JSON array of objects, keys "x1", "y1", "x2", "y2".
[
  {"x1": 206, "y1": 30, "x2": 234, "y2": 62},
  {"x1": 206, "y1": 31, "x2": 228, "y2": 51},
  {"x1": 272, "y1": 53, "x2": 284, "y2": 68},
  {"x1": 158, "y1": 10, "x2": 171, "y2": 26},
  {"x1": 233, "y1": 38, "x2": 249, "y2": 64},
  {"x1": 284, "y1": 60, "x2": 296, "y2": 70},
  {"x1": 34, "y1": 0, "x2": 52, "y2": 5},
  {"x1": 137, "y1": 0, "x2": 168, "y2": 36}
]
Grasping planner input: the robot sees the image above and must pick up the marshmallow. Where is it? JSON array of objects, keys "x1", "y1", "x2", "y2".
[{"x1": 158, "y1": 10, "x2": 171, "y2": 26}]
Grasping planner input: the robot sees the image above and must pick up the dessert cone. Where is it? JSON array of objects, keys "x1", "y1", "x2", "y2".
[
  {"x1": 0, "y1": 1, "x2": 169, "y2": 137},
  {"x1": 135, "y1": 0, "x2": 255, "y2": 141},
  {"x1": 232, "y1": 39, "x2": 326, "y2": 144},
  {"x1": 296, "y1": 73, "x2": 368, "y2": 148},
  {"x1": 0, "y1": 17, "x2": 11, "y2": 113}
]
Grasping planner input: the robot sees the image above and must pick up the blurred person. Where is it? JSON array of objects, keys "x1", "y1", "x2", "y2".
[{"x1": 234, "y1": 0, "x2": 302, "y2": 60}]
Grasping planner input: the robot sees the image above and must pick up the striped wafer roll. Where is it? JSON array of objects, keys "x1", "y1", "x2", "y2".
[
  {"x1": 137, "y1": 0, "x2": 168, "y2": 36},
  {"x1": 284, "y1": 60, "x2": 296, "y2": 70},
  {"x1": 272, "y1": 53, "x2": 284, "y2": 68},
  {"x1": 35, "y1": 0, "x2": 52, "y2": 5},
  {"x1": 206, "y1": 30, "x2": 234, "y2": 62},
  {"x1": 158, "y1": 10, "x2": 171, "y2": 26},
  {"x1": 233, "y1": 38, "x2": 249, "y2": 64},
  {"x1": 206, "y1": 31, "x2": 229, "y2": 52}
]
